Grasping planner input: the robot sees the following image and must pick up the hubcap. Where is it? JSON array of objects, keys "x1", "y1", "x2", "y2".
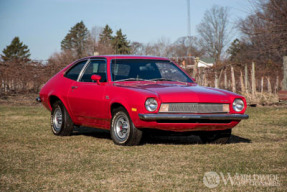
[
  {"x1": 114, "y1": 113, "x2": 130, "y2": 141},
  {"x1": 53, "y1": 107, "x2": 62, "y2": 133}
]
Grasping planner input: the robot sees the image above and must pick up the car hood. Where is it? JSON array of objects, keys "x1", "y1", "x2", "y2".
[{"x1": 115, "y1": 82, "x2": 238, "y2": 103}]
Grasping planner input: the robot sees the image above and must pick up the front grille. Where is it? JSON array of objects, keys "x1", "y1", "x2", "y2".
[{"x1": 160, "y1": 103, "x2": 229, "y2": 113}]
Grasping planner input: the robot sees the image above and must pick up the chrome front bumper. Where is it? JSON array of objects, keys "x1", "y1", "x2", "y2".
[{"x1": 138, "y1": 114, "x2": 249, "y2": 121}]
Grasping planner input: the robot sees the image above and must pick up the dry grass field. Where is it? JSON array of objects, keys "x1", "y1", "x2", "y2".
[{"x1": 0, "y1": 102, "x2": 286, "y2": 191}]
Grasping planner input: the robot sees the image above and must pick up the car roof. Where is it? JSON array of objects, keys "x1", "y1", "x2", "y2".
[{"x1": 81, "y1": 55, "x2": 170, "y2": 61}]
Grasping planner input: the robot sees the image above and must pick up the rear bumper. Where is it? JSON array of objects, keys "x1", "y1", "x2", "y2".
[{"x1": 138, "y1": 113, "x2": 249, "y2": 121}]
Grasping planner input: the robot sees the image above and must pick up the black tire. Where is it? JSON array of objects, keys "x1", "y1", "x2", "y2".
[
  {"x1": 51, "y1": 100, "x2": 74, "y2": 136},
  {"x1": 110, "y1": 107, "x2": 142, "y2": 146},
  {"x1": 200, "y1": 129, "x2": 231, "y2": 144}
]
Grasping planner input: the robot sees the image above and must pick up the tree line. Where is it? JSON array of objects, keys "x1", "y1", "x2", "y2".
[{"x1": 0, "y1": 0, "x2": 286, "y2": 98}]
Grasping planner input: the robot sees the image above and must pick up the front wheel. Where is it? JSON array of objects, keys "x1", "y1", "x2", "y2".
[
  {"x1": 51, "y1": 100, "x2": 74, "y2": 136},
  {"x1": 110, "y1": 107, "x2": 142, "y2": 146},
  {"x1": 199, "y1": 129, "x2": 231, "y2": 144}
]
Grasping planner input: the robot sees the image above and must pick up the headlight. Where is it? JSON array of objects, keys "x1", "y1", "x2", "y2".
[
  {"x1": 233, "y1": 99, "x2": 244, "y2": 112},
  {"x1": 145, "y1": 98, "x2": 158, "y2": 112}
]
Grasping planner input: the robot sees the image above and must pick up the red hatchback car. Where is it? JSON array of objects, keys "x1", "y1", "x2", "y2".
[{"x1": 37, "y1": 55, "x2": 248, "y2": 145}]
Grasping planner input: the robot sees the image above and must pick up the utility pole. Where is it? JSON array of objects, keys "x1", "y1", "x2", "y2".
[
  {"x1": 187, "y1": 0, "x2": 191, "y2": 37},
  {"x1": 187, "y1": 0, "x2": 192, "y2": 68}
]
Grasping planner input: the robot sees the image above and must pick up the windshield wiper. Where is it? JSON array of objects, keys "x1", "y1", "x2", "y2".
[
  {"x1": 114, "y1": 78, "x2": 153, "y2": 82},
  {"x1": 150, "y1": 78, "x2": 187, "y2": 83},
  {"x1": 115, "y1": 77, "x2": 186, "y2": 83},
  {"x1": 150, "y1": 78, "x2": 173, "y2": 81}
]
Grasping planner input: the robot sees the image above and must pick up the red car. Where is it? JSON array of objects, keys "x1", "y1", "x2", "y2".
[{"x1": 37, "y1": 55, "x2": 248, "y2": 145}]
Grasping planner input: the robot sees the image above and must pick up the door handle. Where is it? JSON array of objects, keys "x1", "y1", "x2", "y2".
[{"x1": 71, "y1": 86, "x2": 78, "y2": 89}]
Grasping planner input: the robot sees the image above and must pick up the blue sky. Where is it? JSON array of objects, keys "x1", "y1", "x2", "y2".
[{"x1": 0, "y1": 0, "x2": 251, "y2": 60}]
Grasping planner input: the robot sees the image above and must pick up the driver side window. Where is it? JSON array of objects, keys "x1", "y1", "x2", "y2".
[{"x1": 80, "y1": 60, "x2": 107, "y2": 82}]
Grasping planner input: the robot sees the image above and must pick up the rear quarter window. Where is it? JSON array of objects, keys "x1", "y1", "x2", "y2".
[{"x1": 64, "y1": 60, "x2": 87, "y2": 80}]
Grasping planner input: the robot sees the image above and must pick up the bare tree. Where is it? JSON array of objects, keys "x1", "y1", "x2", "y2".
[
  {"x1": 173, "y1": 36, "x2": 204, "y2": 57},
  {"x1": 132, "y1": 36, "x2": 204, "y2": 58},
  {"x1": 151, "y1": 37, "x2": 173, "y2": 57},
  {"x1": 139, "y1": 38, "x2": 174, "y2": 57},
  {"x1": 197, "y1": 5, "x2": 231, "y2": 62},
  {"x1": 130, "y1": 42, "x2": 145, "y2": 55},
  {"x1": 232, "y1": 0, "x2": 286, "y2": 90},
  {"x1": 47, "y1": 50, "x2": 76, "y2": 77},
  {"x1": 240, "y1": 0, "x2": 287, "y2": 59},
  {"x1": 86, "y1": 26, "x2": 103, "y2": 55}
]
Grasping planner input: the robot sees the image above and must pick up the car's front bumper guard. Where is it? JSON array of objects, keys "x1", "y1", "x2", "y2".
[{"x1": 138, "y1": 113, "x2": 249, "y2": 121}]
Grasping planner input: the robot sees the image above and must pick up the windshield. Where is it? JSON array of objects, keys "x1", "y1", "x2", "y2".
[{"x1": 111, "y1": 59, "x2": 193, "y2": 83}]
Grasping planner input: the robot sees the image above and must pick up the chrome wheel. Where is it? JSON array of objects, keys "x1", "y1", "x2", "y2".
[
  {"x1": 51, "y1": 100, "x2": 74, "y2": 136},
  {"x1": 111, "y1": 107, "x2": 143, "y2": 146},
  {"x1": 52, "y1": 107, "x2": 62, "y2": 133},
  {"x1": 113, "y1": 113, "x2": 130, "y2": 142}
]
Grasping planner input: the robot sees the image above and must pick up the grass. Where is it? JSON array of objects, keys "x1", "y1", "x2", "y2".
[{"x1": 0, "y1": 104, "x2": 286, "y2": 191}]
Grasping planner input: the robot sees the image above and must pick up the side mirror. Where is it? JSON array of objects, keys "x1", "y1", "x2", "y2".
[
  {"x1": 91, "y1": 74, "x2": 101, "y2": 85},
  {"x1": 191, "y1": 78, "x2": 196, "y2": 82}
]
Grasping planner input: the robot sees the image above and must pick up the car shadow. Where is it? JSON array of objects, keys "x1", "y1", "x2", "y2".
[
  {"x1": 73, "y1": 126, "x2": 111, "y2": 139},
  {"x1": 229, "y1": 135, "x2": 252, "y2": 144},
  {"x1": 143, "y1": 134, "x2": 202, "y2": 145},
  {"x1": 143, "y1": 133, "x2": 251, "y2": 145},
  {"x1": 72, "y1": 127, "x2": 251, "y2": 145}
]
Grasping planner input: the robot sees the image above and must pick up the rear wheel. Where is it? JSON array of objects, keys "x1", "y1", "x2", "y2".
[
  {"x1": 200, "y1": 129, "x2": 231, "y2": 144},
  {"x1": 111, "y1": 107, "x2": 142, "y2": 146},
  {"x1": 51, "y1": 100, "x2": 74, "y2": 136}
]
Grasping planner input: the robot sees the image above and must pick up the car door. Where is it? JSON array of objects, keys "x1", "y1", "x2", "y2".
[{"x1": 67, "y1": 59, "x2": 109, "y2": 128}]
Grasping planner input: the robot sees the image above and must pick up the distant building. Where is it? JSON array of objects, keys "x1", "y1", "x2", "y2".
[
  {"x1": 198, "y1": 58, "x2": 215, "y2": 68},
  {"x1": 169, "y1": 56, "x2": 214, "y2": 69}
]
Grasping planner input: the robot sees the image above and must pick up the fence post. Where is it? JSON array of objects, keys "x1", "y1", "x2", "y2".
[
  {"x1": 245, "y1": 64, "x2": 248, "y2": 93},
  {"x1": 261, "y1": 77, "x2": 264, "y2": 95},
  {"x1": 283, "y1": 56, "x2": 287, "y2": 90},
  {"x1": 251, "y1": 62, "x2": 256, "y2": 97},
  {"x1": 231, "y1": 66, "x2": 236, "y2": 93},
  {"x1": 267, "y1": 77, "x2": 272, "y2": 94},
  {"x1": 275, "y1": 76, "x2": 279, "y2": 94},
  {"x1": 193, "y1": 57, "x2": 199, "y2": 78},
  {"x1": 224, "y1": 69, "x2": 227, "y2": 90},
  {"x1": 240, "y1": 70, "x2": 245, "y2": 93},
  {"x1": 202, "y1": 73, "x2": 206, "y2": 86},
  {"x1": 198, "y1": 67, "x2": 203, "y2": 85},
  {"x1": 182, "y1": 60, "x2": 186, "y2": 69},
  {"x1": 215, "y1": 71, "x2": 219, "y2": 88}
]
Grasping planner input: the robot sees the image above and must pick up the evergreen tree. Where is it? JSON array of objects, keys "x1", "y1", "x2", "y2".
[
  {"x1": 227, "y1": 39, "x2": 241, "y2": 62},
  {"x1": 112, "y1": 29, "x2": 131, "y2": 54},
  {"x1": 1, "y1": 37, "x2": 31, "y2": 61},
  {"x1": 99, "y1": 25, "x2": 113, "y2": 45},
  {"x1": 61, "y1": 21, "x2": 89, "y2": 58}
]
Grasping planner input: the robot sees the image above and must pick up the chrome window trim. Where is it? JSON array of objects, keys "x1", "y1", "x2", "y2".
[
  {"x1": 76, "y1": 59, "x2": 90, "y2": 82},
  {"x1": 63, "y1": 59, "x2": 89, "y2": 81},
  {"x1": 77, "y1": 59, "x2": 107, "y2": 82}
]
